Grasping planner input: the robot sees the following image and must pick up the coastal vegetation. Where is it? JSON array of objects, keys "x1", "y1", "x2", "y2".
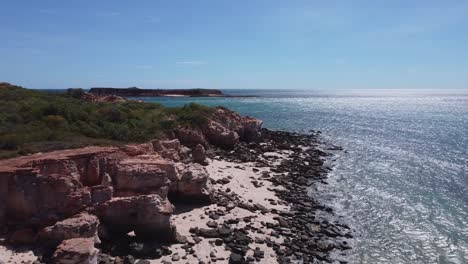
[{"x1": 0, "y1": 82, "x2": 214, "y2": 158}]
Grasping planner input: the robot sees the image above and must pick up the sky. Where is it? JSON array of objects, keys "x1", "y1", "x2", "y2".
[{"x1": 1, "y1": 0, "x2": 468, "y2": 89}]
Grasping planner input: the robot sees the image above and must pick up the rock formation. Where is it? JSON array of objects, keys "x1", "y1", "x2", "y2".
[
  {"x1": 52, "y1": 238, "x2": 99, "y2": 264},
  {"x1": 177, "y1": 107, "x2": 263, "y2": 149},
  {"x1": 0, "y1": 108, "x2": 263, "y2": 260},
  {"x1": 37, "y1": 213, "x2": 100, "y2": 247},
  {"x1": 89, "y1": 87, "x2": 224, "y2": 97},
  {"x1": 192, "y1": 144, "x2": 208, "y2": 165},
  {"x1": 97, "y1": 194, "x2": 173, "y2": 239}
]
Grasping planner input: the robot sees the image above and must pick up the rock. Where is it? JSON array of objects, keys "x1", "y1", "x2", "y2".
[
  {"x1": 174, "y1": 230, "x2": 188, "y2": 244},
  {"x1": 101, "y1": 173, "x2": 112, "y2": 187},
  {"x1": 203, "y1": 121, "x2": 240, "y2": 149},
  {"x1": 253, "y1": 248, "x2": 265, "y2": 259},
  {"x1": 0, "y1": 147, "x2": 118, "y2": 228},
  {"x1": 178, "y1": 146, "x2": 192, "y2": 160},
  {"x1": 192, "y1": 144, "x2": 208, "y2": 165},
  {"x1": 170, "y1": 163, "x2": 212, "y2": 202},
  {"x1": 160, "y1": 150, "x2": 181, "y2": 161},
  {"x1": 226, "y1": 203, "x2": 236, "y2": 210},
  {"x1": 217, "y1": 226, "x2": 232, "y2": 236},
  {"x1": 128, "y1": 242, "x2": 145, "y2": 256},
  {"x1": 197, "y1": 228, "x2": 219, "y2": 238},
  {"x1": 120, "y1": 143, "x2": 154, "y2": 156},
  {"x1": 97, "y1": 253, "x2": 112, "y2": 264},
  {"x1": 159, "y1": 139, "x2": 181, "y2": 151},
  {"x1": 215, "y1": 239, "x2": 223, "y2": 246},
  {"x1": 277, "y1": 217, "x2": 289, "y2": 228},
  {"x1": 124, "y1": 255, "x2": 136, "y2": 264},
  {"x1": 98, "y1": 194, "x2": 174, "y2": 239},
  {"x1": 2, "y1": 172, "x2": 91, "y2": 228},
  {"x1": 209, "y1": 213, "x2": 220, "y2": 220},
  {"x1": 52, "y1": 238, "x2": 98, "y2": 264},
  {"x1": 91, "y1": 185, "x2": 113, "y2": 204},
  {"x1": 8, "y1": 228, "x2": 36, "y2": 245},
  {"x1": 241, "y1": 118, "x2": 263, "y2": 141},
  {"x1": 176, "y1": 128, "x2": 207, "y2": 147},
  {"x1": 206, "y1": 107, "x2": 263, "y2": 143},
  {"x1": 229, "y1": 252, "x2": 244, "y2": 264},
  {"x1": 217, "y1": 178, "x2": 230, "y2": 184},
  {"x1": 38, "y1": 213, "x2": 100, "y2": 247},
  {"x1": 171, "y1": 253, "x2": 180, "y2": 261},
  {"x1": 114, "y1": 156, "x2": 176, "y2": 193},
  {"x1": 206, "y1": 221, "x2": 218, "y2": 228}
]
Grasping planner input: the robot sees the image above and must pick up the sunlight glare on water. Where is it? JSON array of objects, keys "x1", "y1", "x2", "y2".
[{"x1": 139, "y1": 89, "x2": 468, "y2": 264}]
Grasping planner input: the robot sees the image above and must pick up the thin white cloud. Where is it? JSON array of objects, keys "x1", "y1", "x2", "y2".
[{"x1": 176, "y1": 61, "x2": 207, "y2": 65}]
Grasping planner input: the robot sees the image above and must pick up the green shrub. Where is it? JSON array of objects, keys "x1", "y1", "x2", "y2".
[
  {"x1": 0, "y1": 83, "x2": 217, "y2": 158},
  {"x1": 0, "y1": 135, "x2": 18, "y2": 150},
  {"x1": 43, "y1": 115, "x2": 67, "y2": 128}
]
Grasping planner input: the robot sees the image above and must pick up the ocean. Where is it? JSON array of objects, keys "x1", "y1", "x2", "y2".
[{"x1": 136, "y1": 89, "x2": 468, "y2": 264}]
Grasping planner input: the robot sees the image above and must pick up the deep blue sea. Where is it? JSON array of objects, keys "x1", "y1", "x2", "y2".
[{"x1": 134, "y1": 89, "x2": 468, "y2": 264}]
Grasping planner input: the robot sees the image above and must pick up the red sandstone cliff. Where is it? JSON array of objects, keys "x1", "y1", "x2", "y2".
[{"x1": 0, "y1": 108, "x2": 262, "y2": 262}]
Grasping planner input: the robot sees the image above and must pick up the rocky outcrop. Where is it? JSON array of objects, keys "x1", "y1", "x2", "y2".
[
  {"x1": 192, "y1": 144, "x2": 208, "y2": 165},
  {"x1": 97, "y1": 194, "x2": 173, "y2": 239},
  {"x1": 203, "y1": 121, "x2": 240, "y2": 148},
  {"x1": 38, "y1": 213, "x2": 100, "y2": 247},
  {"x1": 159, "y1": 139, "x2": 181, "y2": 150},
  {"x1": 4, "y1": 172, "x2": 91, "y2": 229},
  {"x1": 89, "y1": 87, "x2": 224, "y2": 97},
  {"x1": 52, "y1": 238, "x2": 98, "y2": 264},
  {"x1": 113, "y1": 156, "x2": 175, "y2": 195},
  {"x1": 0, "y1": 107, "x2": 263, "y2": 259},
  {"x1": 90, "y1": 185, "x2": 113, "y2": 204},
  {"x1": 208, "y1": 107, "x2": 263, "y2": 142},
  {"x1": 0, "y1": 140, "x2": 217, "y2": 234},
  {"x1": 175, "y1": 128, "x2": 207, "y2": 147},
  {"x1": 0, "y1": 106, "x2": 262, "y2": 229},
  {"x1": 170, "y1": 163, "x2": 212, "y2": 202},
  {"x1": 175, "y1": 107, "x2": 263, "y2": 149}
]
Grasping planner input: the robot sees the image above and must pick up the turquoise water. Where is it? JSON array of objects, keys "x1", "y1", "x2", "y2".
[{"x1": 137, "y1": 90, "x2": 468, "y2": 264}]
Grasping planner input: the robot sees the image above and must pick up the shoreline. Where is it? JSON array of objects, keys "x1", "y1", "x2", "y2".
[
  {"x1": 87, "y1": 87, "x2": 258, "y2": 98},
  {"x1": 0, "y1": 129, "x2": 352, "y2": 264}
]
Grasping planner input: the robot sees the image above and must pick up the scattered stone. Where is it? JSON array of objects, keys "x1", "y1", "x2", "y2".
[
  {"x1": 229, "y1": 252, "x2": 244, "y2": 264},
  {"x1": 215, "y1": 239, "x2": 223, "y2": 246},
  {"x1": 206, "y1": 221, "x2": 218, "y2": 228},
  {"x1": 197, "y1": 228, "x2": 219, "y2": 238},
  {"x1": 171, "y1": 253, "x2": 181, "y2": 261}
]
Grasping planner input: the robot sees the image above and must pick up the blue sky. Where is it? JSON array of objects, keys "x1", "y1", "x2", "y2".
[{"x1": 1, "y1": 0, "x2": 468, "y2": 89}]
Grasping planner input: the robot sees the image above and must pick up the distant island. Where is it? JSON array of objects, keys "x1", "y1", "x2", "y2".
[{"x1": 89, "y1": 87, "x2": 254, "y2": 97}]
